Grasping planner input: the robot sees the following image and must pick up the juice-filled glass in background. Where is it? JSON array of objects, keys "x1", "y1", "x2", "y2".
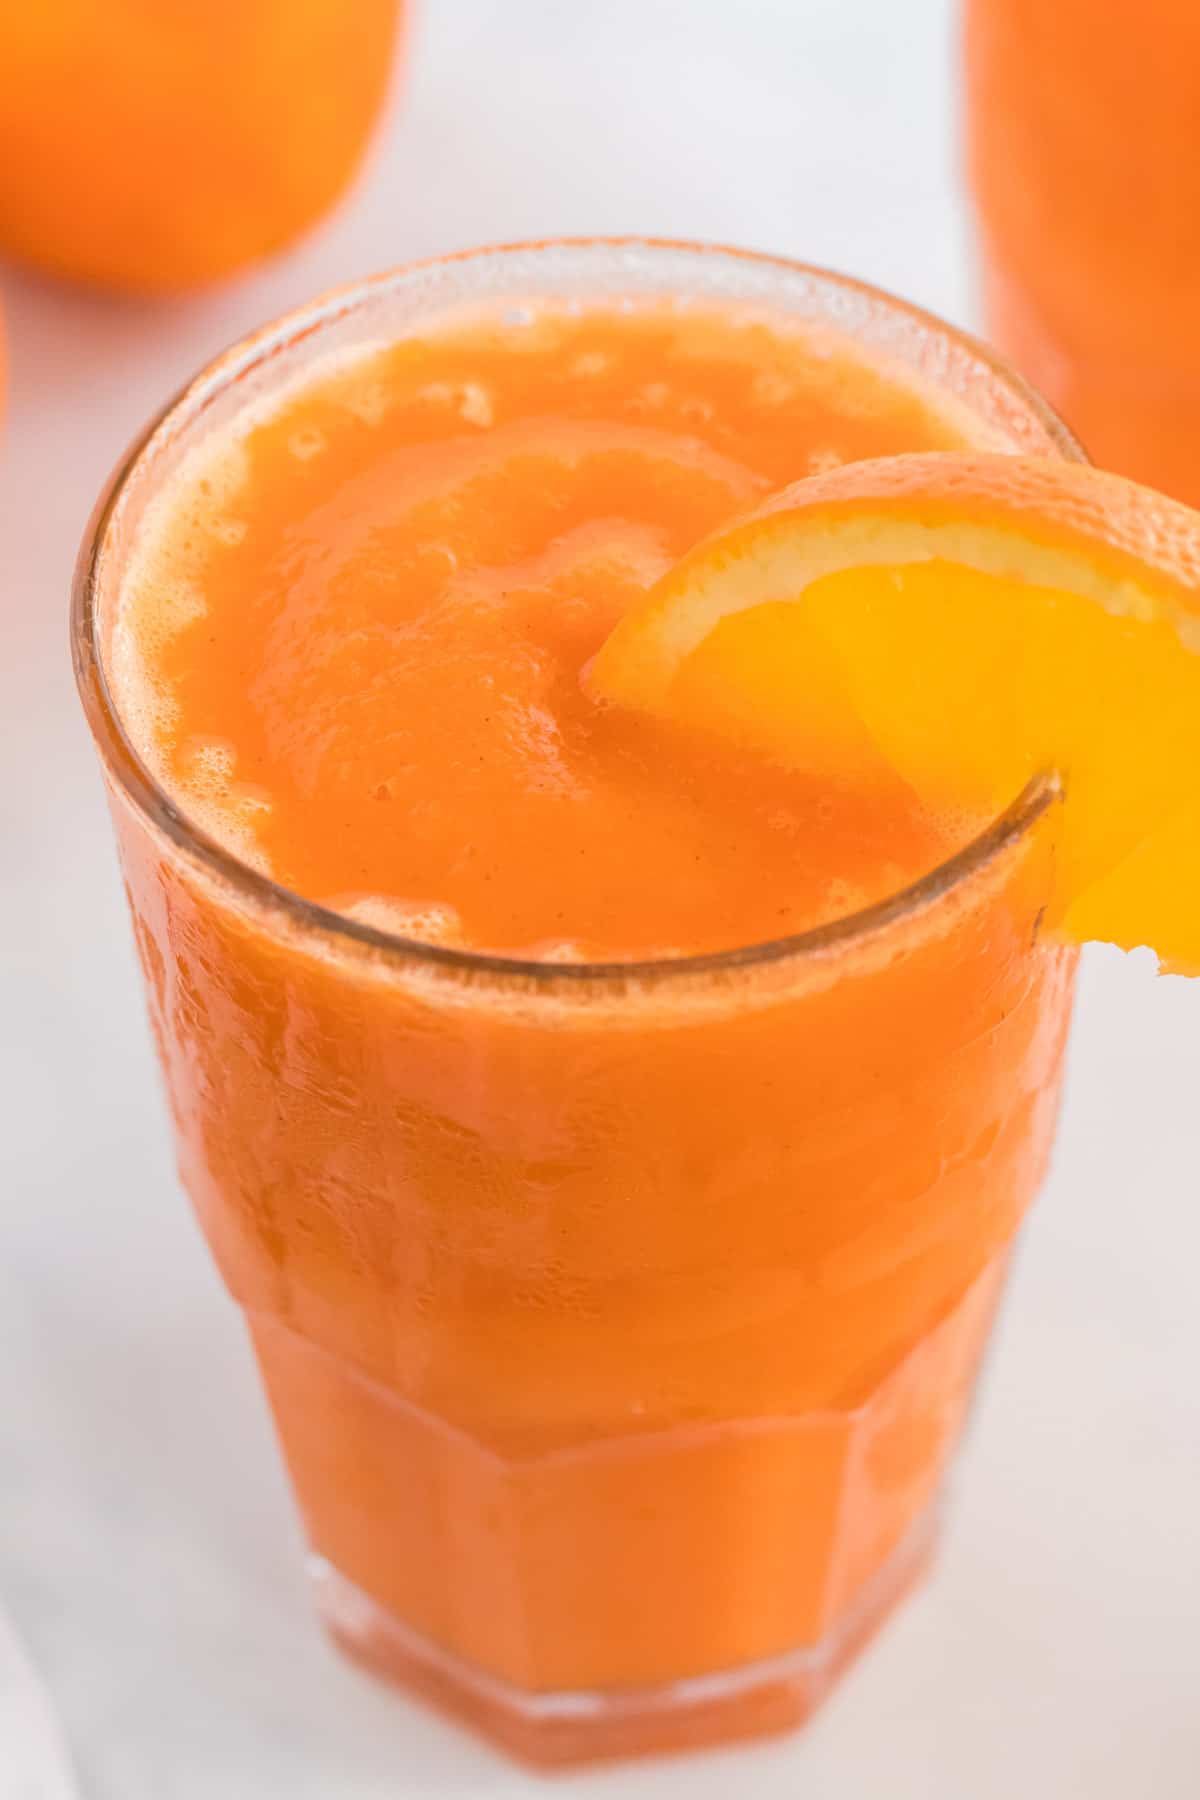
[
  {"x1": 74, "y1": 243, "x2": 1081, "y2": 1764},
  {"x1": 965, "y1": 0, "x2": 1200, "y2": 504}
]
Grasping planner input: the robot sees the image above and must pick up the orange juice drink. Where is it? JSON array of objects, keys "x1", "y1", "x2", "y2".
[
  {"x1": 74, "y1": 243, "x2": 1081, "y2": 1764},
  {"x1": 966, "y1": 0, "x2": 1200, "y2": 505}
]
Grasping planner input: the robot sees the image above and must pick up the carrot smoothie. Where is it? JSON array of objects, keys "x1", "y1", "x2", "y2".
[{"x1": 74, "y1": 243, "x2": 1080, "y2": 1763}]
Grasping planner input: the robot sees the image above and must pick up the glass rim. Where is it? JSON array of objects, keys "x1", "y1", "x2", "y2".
[{"x1": 71, "y1": 235, "x2": 1078, "y2": 994}]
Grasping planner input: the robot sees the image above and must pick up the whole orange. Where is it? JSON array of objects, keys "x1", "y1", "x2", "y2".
[{"x1": 0, "y1": 1, "x2": 403, "y2": 293}]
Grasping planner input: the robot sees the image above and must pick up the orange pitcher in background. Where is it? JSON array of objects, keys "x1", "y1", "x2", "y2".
[
  {"x1": 965, "y1": 0, "x2": 1200, "y2": 505},
  {"x1": 74, "y1": 243, "x2": 1082, "y2": 1765}
]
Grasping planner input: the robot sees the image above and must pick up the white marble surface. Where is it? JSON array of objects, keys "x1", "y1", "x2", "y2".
[{"x1": 1, "y1": 1, "x2": 1198, "y2": 1795}]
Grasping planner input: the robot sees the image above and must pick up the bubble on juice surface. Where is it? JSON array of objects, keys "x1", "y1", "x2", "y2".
[
  {"x1": 345, "y1": 381, "x2": 392, "y2": 427},
  {"x1": 148, "y1": 575, "x2": 207, "y2": 639},
  {"x1": 288, "y1": 426, "x2": 327, "y2": 461},
  {"x1": 181, "y1": 736, "x2": 235, "y2": 793},
  {"x1": 180, "y1": 437, "x2": 253, "y2": 516},
  {"x1": 418, "y1": 381, "x2": 494, "y2": 428},
  {"x1": 179, "y1": 739, "x2": 273, "y2": 828},
  {"x1": 105, "y1": 427, "x2": 257, "y2": 817},
  {"x1": 167, "y1": 737, "x2": 273, "y2": 870},
  {"x1": 521, "y1": 938, "x2": 592, "y2": 963},
  {"x1": 520, "y1": 938, "x2": 691, "y2": 964},
  {"x1": 334, "y1": 896, "x2": 466, "y2": 946},
  {"x1": 230, "y1": 783, "x2": 273, "y2": 819},
  {"x1": 108, "y1": 571, "x2": 207, "y2": 748},
  {"x1": 109, "y1": 620, "x2": 180, "y2": 746},
  {"x1": 212, "y1": 518, "x2": 248, "y2": 546}
]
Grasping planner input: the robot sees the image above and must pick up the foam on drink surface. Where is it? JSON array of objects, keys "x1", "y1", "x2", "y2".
[{"x1": 108, "y1": 300, "x2": 1014, "y2": 961}]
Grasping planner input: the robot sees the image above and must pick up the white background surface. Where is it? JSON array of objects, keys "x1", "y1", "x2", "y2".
[{"x1": 2, "y1": 1, "x2": 1198, "y2": 1795}]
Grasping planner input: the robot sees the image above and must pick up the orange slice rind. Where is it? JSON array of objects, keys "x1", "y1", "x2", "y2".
[{"x1": 590, "y1": 452, "x2": 1200, "y2": 971}]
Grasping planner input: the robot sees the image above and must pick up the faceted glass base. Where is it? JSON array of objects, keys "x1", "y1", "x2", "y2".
[{"x1": 312, "y1": 1503, "x2": 939, "y2": 1767}]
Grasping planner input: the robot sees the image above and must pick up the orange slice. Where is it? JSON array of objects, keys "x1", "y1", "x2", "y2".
[{"x1": 590, "y1": 453, "x2": 1200, "y2": 971}]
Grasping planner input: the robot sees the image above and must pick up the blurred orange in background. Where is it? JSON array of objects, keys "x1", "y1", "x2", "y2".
[
  {"x1": 0, "y1": 0, "x2": 404, "y2": 294},
  {"x1": 966, "y1": 0, "x2": 1200, "y2": 506}
]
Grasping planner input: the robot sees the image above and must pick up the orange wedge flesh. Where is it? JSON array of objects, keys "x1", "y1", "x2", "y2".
[{"x1": 590, "y1": 452, "x2": 1200, "y2": 971}]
